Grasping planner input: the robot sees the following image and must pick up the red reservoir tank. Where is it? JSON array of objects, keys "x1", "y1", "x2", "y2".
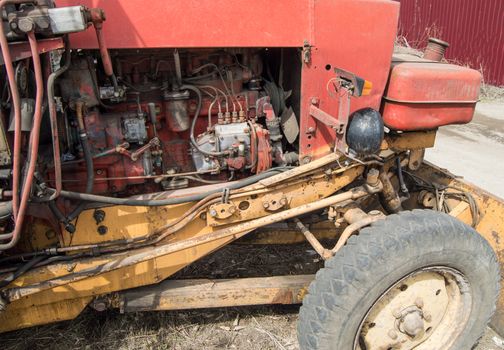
[{"x1": 381, "y1": 55, "x2": 481, "y2": 131}]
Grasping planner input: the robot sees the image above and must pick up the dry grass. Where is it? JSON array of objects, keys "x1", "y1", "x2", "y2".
[
  {"x1": 480, "y1": 84, "x2": 504, "y2": 103},
  {"x1": 0, "y1": 242, "x2": 324, "y2": 350},
  {"x1": 0, "y1": 305, "x2": 301, "y2": 350},
  {"x1": 1, "y1": 240, "x2": 503, "y2": 349}
]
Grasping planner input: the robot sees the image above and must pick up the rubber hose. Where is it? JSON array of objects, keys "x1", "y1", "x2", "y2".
[
  {"x1": 66, "y1": 133, "x2": 94, "y2": 221},
  {"x1": 56, "y1": 167, "x2": 288, "y2": 206}
]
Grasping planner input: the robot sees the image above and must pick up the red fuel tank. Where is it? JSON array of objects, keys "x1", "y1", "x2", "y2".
[{"x1": 381, "y1": 55, "x2": 481, "y2": 131}]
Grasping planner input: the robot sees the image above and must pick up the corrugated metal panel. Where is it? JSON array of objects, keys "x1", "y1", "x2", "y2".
[{"x1": 397, "y1": 0, "x2": 504, "y2": 86}]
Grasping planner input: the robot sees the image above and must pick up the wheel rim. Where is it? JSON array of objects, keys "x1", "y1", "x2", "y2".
[{"x1": 354, "y1": 267, "x2": 472, "y2": 350}]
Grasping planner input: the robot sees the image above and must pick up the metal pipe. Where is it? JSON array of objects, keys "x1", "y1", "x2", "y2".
[
  {"x1": 4, "y1": 184, "x2": 379, "y2": 301},
  {"x1": 423, "y1": 38, "x2": 449, "y2": 62},
  {"x1": 332, "y1": 210, "x2": 385, "y2": 253},
  {"x1": 0, "y1": 32, "x2": 44, "y2": 249},
  {"x1": 294, "y1": 218, "x2": 332, "y2": 260},
  {"x1": 89, "y1": 8, "x2": 118, "y2": 92},
  {"x1": 0, "y1": 0, "x2": 35, "y2": 220},
  {"x1": 184, "y1": 84, "x2": 230, "y2": 157},
  {"x1": 47, "y1": 36, "x2": 71, "y2": 200},
  {"x1": 378, "y1": 171, "x2": 402, "y2": 213}
]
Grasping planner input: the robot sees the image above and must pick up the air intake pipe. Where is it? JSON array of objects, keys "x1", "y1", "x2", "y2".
[{"x1": 423, "y1": 37, "x2": 450, "y2": 62}]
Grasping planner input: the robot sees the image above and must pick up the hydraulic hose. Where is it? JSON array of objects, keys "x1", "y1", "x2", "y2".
[
  {"x1": 54, "y1": 167, "x2": 289, "y2": 207},
  {"x1": 47, "y1": 35, "x2": 71, "y2": 200},
  {"x1": 0, "y1": 32, "x2": 44, "y2": 250},
  {"x1": 0, "y1": 256, "x2": 45, "y2": 288},
  {"x1": 67, "y1": 101, "x2": 94, "y2": 220},
  {"x1": 0, "y1": 0, "x2": 35, "y2": 220},
  {"x1": 48, "y1": 102, "x2": 94, "y2": 231},
  {"x1": 183, "y1": 84, "x2": 230, "y2": 157}
]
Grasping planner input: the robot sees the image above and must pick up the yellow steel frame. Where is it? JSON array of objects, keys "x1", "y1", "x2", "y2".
[{"x1": 0, "y1": 153, "x2": 363, "y2": 332}]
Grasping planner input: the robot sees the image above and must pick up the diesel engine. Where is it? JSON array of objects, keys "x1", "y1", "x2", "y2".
[{"x1": 51, "y1": 48, "x2": 299, "y2": 196}]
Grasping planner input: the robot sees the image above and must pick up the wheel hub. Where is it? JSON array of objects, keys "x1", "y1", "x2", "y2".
[
  {"x1": 397, "y1": 307, "x2": 425, "y2": 337},
  {"x1": 354, "y1": 267, "x2": 472, "y2": 350}
]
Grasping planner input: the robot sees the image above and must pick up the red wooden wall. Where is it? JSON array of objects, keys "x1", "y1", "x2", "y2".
[{"x1": 397, "y1": 0, "x2": 504, "y2": 86}]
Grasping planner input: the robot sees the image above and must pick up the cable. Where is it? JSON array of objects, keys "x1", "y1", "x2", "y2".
[
  {"x1": 403, "y1": 171, "x2": 482, "y2": 227},
  {"x1": 50, "y1": 167, "x2": 289, "y2": 207},
  {"x1": 0, "y1": 256, "x2": 44, "y2": 288}
]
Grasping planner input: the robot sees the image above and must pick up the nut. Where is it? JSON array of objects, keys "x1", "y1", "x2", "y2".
[
  {"x1": 415, "y1": 297, "x2": 424, "y2": 309},
  {"x1": 388, "y1": 329, "x2": 398, "y2": 340}
]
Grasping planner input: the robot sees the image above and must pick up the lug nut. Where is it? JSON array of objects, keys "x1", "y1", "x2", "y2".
[{"x1": 415, "y1": 297, "x2": 424, "y2": 309}]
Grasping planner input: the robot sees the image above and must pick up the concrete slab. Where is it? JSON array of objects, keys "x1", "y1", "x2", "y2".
[{"x1": 425, "y1": 102, "x2": 504, "y2": 198}]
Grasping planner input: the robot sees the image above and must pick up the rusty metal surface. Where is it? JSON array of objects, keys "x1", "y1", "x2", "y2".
[
  {"x1": 415, "y1": 161, "x2": 504, "y2": 336},
  {"x1": 397, "y1": 0, "x2": 504, "y2": 86},
  {"x1": 384, "y1": 130, "x2": 436, "y2": 151},
  {"x1": 119, "y1": 275, "x2": 314, "y2": 312},
  {"x1": 0, "y1": 37, "x2": 64, "y2": 65}
]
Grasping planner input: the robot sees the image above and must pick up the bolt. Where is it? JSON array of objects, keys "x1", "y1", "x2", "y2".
[
  {"x1": 311, "y1": 97, "x2": 319, "y2": 105},
  {"x1": 93, "y1": 209, "x2": 106, "y2": 225},
  {"x1": 366, "y1": 168, "x2": 380, "y2": 186},
  {"x1": 415, "y1": 297, "x2": 424, "y2": 309},
  {"x1": 305, "y1": 127, "x2": 316, "y2": 134},
  {"x1": 228, "y1": 206, "x2": 236, "y2": 214},
  {"x1": 97, "y1": 225, "x2": 108, "y2": 235},
  {"x1": 424, "y1": 312, "x2": 432, "y2": 322},
  {"x1": 302, "y1": 156, "x2": 312, "y2": 165},
  {"x1": 388, "y1": 329, "x2": 398, "y2": 340},
  {"x1": 280, "y1": 197, "x2": 288, "y2": 206},
  {"x1": 18, "y1": 18, "x2": 34, "y2": 33},
  {"x1": 92, "y1": 301, "x2": 107, "y2": 312},
  {"x1": 263, "y1": 202, "x2": 269, "y2": 209},
  {"x1": 209, "y1": 209, "x2": 217, "y2": 217},
  {"x1": 66, "y1": 262, "x2": 77, "y2": 272}
]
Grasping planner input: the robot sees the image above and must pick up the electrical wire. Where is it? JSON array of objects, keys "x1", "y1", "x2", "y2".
[{"x1": 403, "y1": 170, "x2": 482, "y2": 227}]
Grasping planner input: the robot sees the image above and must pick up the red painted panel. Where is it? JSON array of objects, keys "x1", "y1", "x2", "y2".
[
  {"x1": 397, "y1": 0, "x2": 504, "y2": 86},
  {"x1": 57, "y1": 0, "x2": 311, "y2": 48},
  {"x1": 299, "y1": 0, "x2": 400, "y2": 160}
]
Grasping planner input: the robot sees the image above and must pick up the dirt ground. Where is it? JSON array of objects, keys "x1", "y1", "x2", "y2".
[{"x1": 1, "y1": 242, "x2": 504, "y2": 350}]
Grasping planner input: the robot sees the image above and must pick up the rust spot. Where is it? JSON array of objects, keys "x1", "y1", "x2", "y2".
[
  {"x1": 492, "y1": 230, "x2": 501, "y2": 245},
  {"x1": 271, "y1": 289, "x2": 293, "y2": 304}
]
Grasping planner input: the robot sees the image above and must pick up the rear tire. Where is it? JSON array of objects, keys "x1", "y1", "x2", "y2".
[{"x1": 297, "y1": 210, "x2": 500, "y2": 350}]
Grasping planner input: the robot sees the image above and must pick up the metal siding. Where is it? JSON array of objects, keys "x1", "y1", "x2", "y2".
[{"x1": 397, "y1": 0, "x2": 504, "y2": 85}]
